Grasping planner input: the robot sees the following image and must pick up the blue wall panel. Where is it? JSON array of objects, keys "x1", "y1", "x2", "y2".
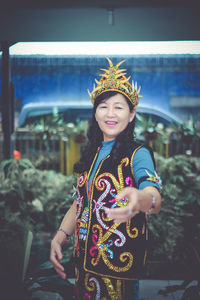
[{"x1": 1, "y1": 55, "x2": 200, "y2": 120}]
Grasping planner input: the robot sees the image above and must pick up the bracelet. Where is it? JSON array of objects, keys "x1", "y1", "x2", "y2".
[
  {"x1": 57, "y1": 228, "x2": 71, "y2": 241},
  {"x1": 145, "y1": 195, "x2": 156, "y2": 215}
]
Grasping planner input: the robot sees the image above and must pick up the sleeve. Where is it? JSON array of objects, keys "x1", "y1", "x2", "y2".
[{"x1": 132, "y1": 146, "x2": 162, "y2": 191}]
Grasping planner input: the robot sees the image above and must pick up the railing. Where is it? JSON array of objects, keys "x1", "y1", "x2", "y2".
[
  {"x1": 0, "y1": 130, "x2": 199, "y2": 175},
  {"x1": 0, "y1": 129, "x2": 81, "y2": 176},
  {"x1": 146, "y1": 135, "x2": 200, "y2": 158}
]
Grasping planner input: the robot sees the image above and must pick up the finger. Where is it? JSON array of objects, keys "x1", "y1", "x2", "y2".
[
  {"x1": 50, "y1": 249, "x2": 61, "y2": 262},
  {"x1": 111, "y1": 208, "x2": 139, "y2": 222},
  {"x1": 56, "y1": 250, "x2": 63, "y2": 262},
  {"x1": 113, "y1": 216, "x2": 133, "y2": 224},
  {"x1": 50, "y1": 245, "x2": 63, "y2": 262},
  {"x1": 55, "y1": 267, "x2": 66, "y2": 280},
  {"x1": 113, "y1": 219, "x2": 129, "y2": 224},
  {"x1": 112, "y1": 211, "x2": 139, "y2": 223},
  {"x1": 53, "y1": 245, "x2": 63, "y2": 261},
  {"x1": 50, "y1": 254, "x2": 64, "y2": 271},
  {"x1": 52, "y1": 259, "x2": 64, "y2": 271},
  {"x1": 106, "y1": 207, "x2": 129, "y2": 218},
  {"x1": 115, "y1": 187, "x2": 133, "y2": 201},
  {"x1": 106, "y1": 203, "x2": 137, "y2": 218}
]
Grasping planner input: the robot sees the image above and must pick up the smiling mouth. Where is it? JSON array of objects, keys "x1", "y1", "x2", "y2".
[
  {"x1": 105, "y1": 121, "x2": 118, "y2": 128},
  {"x1": 105, "y1": 121, "x2": 117, "y2": 125}
]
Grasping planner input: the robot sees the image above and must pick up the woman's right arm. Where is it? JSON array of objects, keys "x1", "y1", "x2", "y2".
[{"x1": 50, "y1": 200, "x2": 77, "y2": 279}]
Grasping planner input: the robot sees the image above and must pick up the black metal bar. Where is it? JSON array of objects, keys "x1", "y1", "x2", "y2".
[
  {"x1": 1, "y1": 41, "x2": 12, "y2": 160},
  {"x1": 10, "y1": 81, "x2": 15, "y2": 134}
]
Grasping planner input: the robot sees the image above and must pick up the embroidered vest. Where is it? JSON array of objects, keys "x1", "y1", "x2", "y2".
[{"x1": 75, "y1": 142, "x2": 148, "y2": 280}]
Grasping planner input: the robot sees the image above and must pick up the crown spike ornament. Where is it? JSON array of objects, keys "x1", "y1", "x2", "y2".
[
  {"x1": 106, "y1": 56, "x2": 114, "y2": 67},
  {"x1": 88, "y1": 57, "x2": 142, "y2": 106},
  {"x1": 116, "y1": 59, "x2": 126, "y2": 68}
]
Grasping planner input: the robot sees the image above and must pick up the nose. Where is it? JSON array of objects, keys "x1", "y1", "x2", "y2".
[{"x1": 106, "y1": 105, "x2": 115, "y2": 117}]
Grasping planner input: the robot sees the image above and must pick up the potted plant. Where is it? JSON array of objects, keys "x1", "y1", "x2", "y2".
[
  {"x1": 135, "y1": 113, "x2": 165, "y2": 141},
  {"x1": 178, "y1": 115, "x2": 200, "y2": 144}
]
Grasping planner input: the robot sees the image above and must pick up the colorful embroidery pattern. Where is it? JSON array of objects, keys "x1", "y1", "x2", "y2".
[
  {"x1": 76, "y1": 186, "x2": 84, "y2": 219},
  {"x1": 85, "y1": 273, "x2": 101, "y2": 300},
  {"x1": 85, "y1": 158, "x2": 136, "y2": 274},
  {"x1": 145, "y1": 170, "x2": 163, "y2": 190},
  {"x1": 76, "y1": 270, "x2": 140, "y2": 300},
  {"x1": 95, "y1": 157, "x2": 129, "y2": 194},
  {"x1": 78, "y1": 172, "x2": 87, "y2": 187},
  {"x1": 126, "y1": 219, "x2": 139, "y2": 239},
  {"x1": 75, "y1": 145, "x2": 148, "y2": 280},
  {"x1": 79, "y1": 207, "x2": 89, "y2": 241},
  {"x1": 102, "y1": 277, "x2": 122, "y2": 300}
]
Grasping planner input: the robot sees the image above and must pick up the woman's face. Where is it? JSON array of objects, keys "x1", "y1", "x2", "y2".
[{"x1": 95, "y1": 93, "x2": 136, "y2": 142}]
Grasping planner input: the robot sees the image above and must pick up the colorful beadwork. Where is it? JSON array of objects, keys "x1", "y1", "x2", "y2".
[
  {"x1": 79, "y1": 207, "x2": 89, "y2": 241},
  {"x1": 88, "y1": 57, "x2": 142, "y2": 107},
  {"x1": 75, "y1": 143, "x2": 152, "y2": 281},
  {"x1": 76, "y1": 185, "x2": 84, "y2": 219},
  {"x1": 126, "y1": 219, "x2": 139, "y2": 239},
  {"x1": 85, "y1": 273, "x2": 101, "y2": 299},
  {"x1": 102, "y1": 277, "x2": 122, "y2": 300},
  {"x1": 145, "y1": 170, "x2": 163, "y2": 190}
]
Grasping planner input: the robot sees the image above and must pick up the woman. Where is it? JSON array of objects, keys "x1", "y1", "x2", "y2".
[{"x1": 50, "y1": 58, "x2": 162, "y2": 300}]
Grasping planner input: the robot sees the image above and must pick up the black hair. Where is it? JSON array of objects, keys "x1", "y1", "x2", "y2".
[{"x1": 73, "y1": 91, "x2": 136, "y2": 173}]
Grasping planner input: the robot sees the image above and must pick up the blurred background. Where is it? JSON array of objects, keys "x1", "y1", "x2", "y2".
[{"x1": 0, "y1": 1, "x2": 200, "y2": 299}]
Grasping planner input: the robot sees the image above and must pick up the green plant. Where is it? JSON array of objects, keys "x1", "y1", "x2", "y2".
[
  {"x1": 0, "y1": 157, "x2": 76, "y2": 232},
  {"x1": 33, "y1": 153, "x2": 60, "y2": 171},
  {"x1": 169, "y1": 115, "x2": 200, "y2": 145},
  {"x1": 180, "y1": 115, "x2": 200, "y2": 136},
  {"x1": 135, "y1": 113, "x2": 165, "y2": 141},
  {"x1": 0, "y1": 158, "x2": 36, "y2": 225},
  {"x1": 0, "y1": 159, "x2": 36, "y2": 295},
  {"x1": 1, "y1": 151, "x2": 200, "y2": 283},
  {"x1": 1, "y1": 157, "x2": 35, "y2": 178},
  {"x1": 0, "y1": 158, "x2": 77, "y2": 296},
  {"x1": 148, "y1": 153, "x2": 200, "y2": 267},
  {"x1": 25, "y1": 107, "x2": 89, "y2": 151}
]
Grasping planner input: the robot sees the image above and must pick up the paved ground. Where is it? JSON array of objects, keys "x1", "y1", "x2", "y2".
[{"x1": 32, "y1": 279, "x2": 199, "y2": 299}]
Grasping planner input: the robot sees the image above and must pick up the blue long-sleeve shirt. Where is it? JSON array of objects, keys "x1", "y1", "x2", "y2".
[{"x1": 88, "y1": 140, "x2": 160, "y2": 191}]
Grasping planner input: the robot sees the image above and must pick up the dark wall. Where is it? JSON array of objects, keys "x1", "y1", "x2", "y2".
[{"x1": 0, "y1": 7, "x2": 200, "y2": 41}]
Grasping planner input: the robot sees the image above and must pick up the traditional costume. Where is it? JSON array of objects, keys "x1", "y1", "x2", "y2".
[{"x1": 73, "y1": 58, "x2": 162, "y2": 300}]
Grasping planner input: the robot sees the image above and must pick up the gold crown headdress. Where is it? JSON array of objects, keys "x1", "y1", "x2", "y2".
[{"x1": 88, "y1": 57, "x2": 142, "y2": 106}]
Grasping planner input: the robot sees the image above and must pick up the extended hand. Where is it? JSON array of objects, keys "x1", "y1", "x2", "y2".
[{"x1": 105, "y1": 187, "x2": 140, "y2": 223}]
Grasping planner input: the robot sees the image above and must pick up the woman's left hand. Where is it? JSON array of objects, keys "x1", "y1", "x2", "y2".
[{"x1": 105, "y1": 187, "x2": 140, "y2": 223}]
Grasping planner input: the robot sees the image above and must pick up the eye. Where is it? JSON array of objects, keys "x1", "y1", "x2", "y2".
[{"x1": 115, "y1": 106, "x2": 123, "y2": 109}]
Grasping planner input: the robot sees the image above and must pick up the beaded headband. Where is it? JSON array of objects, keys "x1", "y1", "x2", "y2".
[{"x1": 88, "y1": 57, "x2": 142, "y2": 106}]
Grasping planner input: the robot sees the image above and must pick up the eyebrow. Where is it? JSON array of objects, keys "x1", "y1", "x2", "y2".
[{"x1": 101, "y1": 101, "x2": 125, "y2": 105}]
